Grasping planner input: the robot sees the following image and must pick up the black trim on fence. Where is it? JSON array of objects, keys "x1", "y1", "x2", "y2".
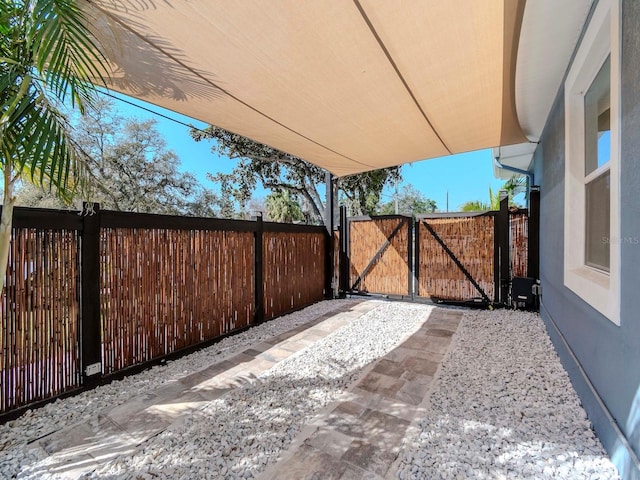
[
  {"x1": 10, "y1": 206, "x2": 83, "y2": 230},
  {"x1": 262, "y1": 222, "x2": 326, "y2": 234},
  {"x1": 80, "y1": 203, "x2": 102, "y2": 388},
  {"x1": 351, "y1": 217, "x2": 409, "y2": 291},
  {"x1": 419, "y1": 219, "x2": 492, "y2": 305},
  {"x1": 528, "y1": 187, "x2": 540, "y2": 279},
  {"x1": 347, "y1": 291, "x2": 431, "y2": 304},
  {"x1": 415, "y1": 211, "x2": 496, "y2": 219},
  {"x1": 347, "y1": 214, "x2": 410, "y2": 222},
  {"x1": 339, "y1": 206, "x2": 349, "y2": 298},
  {"x1": 101, "y1": 210, "x2": 257, "y2": 232}
]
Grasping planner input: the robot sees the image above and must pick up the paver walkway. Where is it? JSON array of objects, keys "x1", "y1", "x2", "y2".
[
  {"x1": 29, "y1": 302, "x2": 462, "y2": 479},
  {"x1": 32, "y1": 301, "x2": 377, "y2": 479},
  {"x1": 258, "y1": 307, "x2": 462, "y2": 480}
]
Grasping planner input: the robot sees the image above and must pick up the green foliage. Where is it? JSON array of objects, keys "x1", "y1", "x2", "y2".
[
  {"x1": 459, "y1": 200, "x2": 491, "y2": 212},
  {"x1": 377, "y1": 184, "x2": 437, "y2": 215},
  {"x1": 1, "y1": 0, "x2": 107, "y2": 199},
  {"x1": 459, "y1": 176, "x2": 526, "y2": 212},
  {"x1": 339, "y1": 168, "x2": 401, "y2": 216},
  {"x1": 16, "y1": 99, "x2": 226, "y2": 217},
  {"x1": 191, "y1": 126, "x2": 400, "y2": 223},
  {"x1": 0, "y1": 0, "x2": 108, "y2": 291},
  {"x1": 265, "y1": 190, "x2": 304, "y2": 223}
]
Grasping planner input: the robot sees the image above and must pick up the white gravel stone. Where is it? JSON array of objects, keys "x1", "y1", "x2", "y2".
[
  {"x1": 1, "y1": 304, "x2": 621, "y2": 480},
  {"x1": 89, "y1": 300, "x2": 430, "y2": 479},
  {"x1": 395, "y1": 308, "x2": 620, "y2": 480},
  {"x1": 0, "y1": 300, "x2": 357, "y2": 478}
]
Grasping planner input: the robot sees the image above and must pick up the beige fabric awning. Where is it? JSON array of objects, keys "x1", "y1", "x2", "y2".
[{"x1": 85, "y1": 0, "x2": 527, "y2": 177}]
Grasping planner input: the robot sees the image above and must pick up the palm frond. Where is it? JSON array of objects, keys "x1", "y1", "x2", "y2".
[
  {"x1": 30, "y1": 0, "x2": 108, "y2": 111},
  {"x1": 1, "y1": 0, "x2": 108, "y2": 203},
  {"x1": 2, "y1": 84, "x2": 78, "y2": 202}
]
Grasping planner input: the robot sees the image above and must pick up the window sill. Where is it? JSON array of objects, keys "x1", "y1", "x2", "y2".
[{"x1": 565, "y1": 266, "x2": 619, "y2": 325}]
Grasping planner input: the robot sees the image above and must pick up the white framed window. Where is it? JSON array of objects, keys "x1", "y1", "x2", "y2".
[{"x1": 564, "y1": 0, "x2": 620, "y2": 325}]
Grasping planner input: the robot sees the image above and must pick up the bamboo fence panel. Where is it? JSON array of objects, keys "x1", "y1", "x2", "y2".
[
  {"x1": 100, "y1": 228, "x2": 254, "y2": 375},
  {"x1": 510, "y1": 212, "x2": 528, "y2": 278},
  {"x1": 349, "y1": 218, "x2": 409, "y2": 296},
  {"x1": 1, "y1": 228, "x2": 81, "y2": 414},
  {"x1": 333, "y1": 231, "x2": 340, "y2": 294},
  {"x1": 418, "y1": 216, "x2": 495, "y2": 301},
  {"x1": 263, "y1": 232, "x2": 326, "y2": 320}
]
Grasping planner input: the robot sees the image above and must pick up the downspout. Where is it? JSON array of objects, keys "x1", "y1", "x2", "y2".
[{"x1": 492, "y1": 156, "x2": 534, "y2": 185}]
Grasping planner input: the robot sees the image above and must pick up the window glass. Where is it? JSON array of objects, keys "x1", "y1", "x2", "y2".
[
  {"x1": 584, "y1": 56, "x2": 611, "y2": 175},
  {"x1": 585, "y1": 170, "x2": 610, "y2": 271}
]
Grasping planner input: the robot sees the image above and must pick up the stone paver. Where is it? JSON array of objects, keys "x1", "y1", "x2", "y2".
[
  {"x1": 27, "y1": 302, "x2": 462, "y2": 480},
  {"x1": 258, "y1": 307, "x2": 462, "y2": 480},
  {"x1": 32, "y1": 300, "x2": 378, "y2": 479}
]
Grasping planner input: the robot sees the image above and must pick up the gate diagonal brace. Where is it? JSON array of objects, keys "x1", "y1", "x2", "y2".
[
  {"x1": 420, "y1": 219, "x2": 492, "y2": 306},
  {"x1": 352, "y1": 218, "x2": 407, "y2": 291}
]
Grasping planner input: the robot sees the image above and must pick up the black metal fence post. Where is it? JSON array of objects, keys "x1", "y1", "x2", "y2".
[
  {"x1": 498, "y1": 193, "x2": 510, "y2": 305},
  {"x1": 324, "y1": 172, "x2": 335, "y2": 299},
  {"x1": 81, "y1": 202, "x2": 102, "y2": 387},
  {"x1": 528, "y1": 186, "x2": 540, "y2": 279},
  {"x1": 338, "y1": 205, "x2": 349, "y2": 297},
  {"x1": 254, "y1": 214, "x2": 265, "y2": 324}
]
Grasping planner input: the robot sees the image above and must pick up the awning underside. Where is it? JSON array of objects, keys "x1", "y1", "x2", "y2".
[{"x1": 86, "y1": 0, "x2": 527, "y2": 177}]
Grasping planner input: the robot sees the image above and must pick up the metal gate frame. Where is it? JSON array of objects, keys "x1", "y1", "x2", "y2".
[
  {"x1": 341, "y1": 214, "x2": 414, "y2": 299},
  {"x1": 337, "y1": 189, "x2": 540, "y2": 307},
  {"x1": 415, "y1": 211, "x2": 496, "y2": 306}
]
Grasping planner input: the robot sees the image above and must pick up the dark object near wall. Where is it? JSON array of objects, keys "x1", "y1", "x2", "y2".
[{"x1": 511, "y1": 277, "x2": 539, "y2": 309}]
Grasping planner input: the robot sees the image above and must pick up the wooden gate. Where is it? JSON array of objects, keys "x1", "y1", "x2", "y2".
[
  {"x1": 338, "y1": 199, "x2": 534, "y2": 307},
  {"x1": 416, "y1": 212, "x2": 496, "y2": 304},
  {"x1": 347, "y1": 215, "x2": 412, "y2": 297}
]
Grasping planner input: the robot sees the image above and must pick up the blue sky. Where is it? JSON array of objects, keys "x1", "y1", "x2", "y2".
[{"x1": 104, "y1": 91, "x2": 509, "y2": 212}]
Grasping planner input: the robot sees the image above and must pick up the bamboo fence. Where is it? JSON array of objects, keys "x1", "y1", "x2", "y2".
[
  {"x1": 1, "y1": 228, "x2": 81, "y2": 413},
  {"x1": 510, "y1": 212, "x2": 528, "y2": 278},
  {"x1": 0, "y1": 204, "x2": 528, "y2": 416},
  {"x1": 100, "y1": 228, "x2": 255, "y2": 375},
  {"x1": 263, "y1": 232, "x2": 326, "y2": 319},
  {"x1": 417, "y1": 216, "x2": 495, "y2": 301},
  {"x1": 333, "y1": 231, "x2": 340, "y2": 295},
  {"x1": 349, "y1": 218, "x2": 409, "y2": 296},
  {"x1": 0, "y1": 207, "x2": 328, "y2": 416}
]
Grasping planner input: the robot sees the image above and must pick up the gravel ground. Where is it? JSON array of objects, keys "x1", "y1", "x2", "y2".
[
  {"x1": 396, "y1": 308, "x2": 619, "y2": 480},
  {"x1": 0, "y1": 302, "x2": 621, "y2": 480},
  {"x1": 0, "y1": 299, "x2": 360, "y2": 476},
  {"x1": 89, "y1": 301, "x2": 430, "y2": 479}
]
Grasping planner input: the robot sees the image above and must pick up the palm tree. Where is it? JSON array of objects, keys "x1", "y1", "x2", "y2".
[
  {"x1": 460, "y1": 199, "x2": 491, "y2": 212},
  {"x1": 0, "y1": 0, "x2": 107, "y2": 291},
  {"x1": 459, "y1": 176, "x2": 526, "y2": 212}
]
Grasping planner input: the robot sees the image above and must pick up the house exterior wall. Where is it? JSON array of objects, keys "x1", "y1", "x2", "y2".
[{"x1": 532, "y1": 1, "x2": 640, "y2": 477}]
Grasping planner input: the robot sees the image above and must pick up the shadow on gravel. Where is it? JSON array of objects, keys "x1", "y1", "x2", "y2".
[{"x1": 86, "y1": 367, "x2": 369, "y2": 479}]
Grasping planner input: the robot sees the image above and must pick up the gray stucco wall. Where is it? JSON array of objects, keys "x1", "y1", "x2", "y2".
[{"x1": 532, "y1": 1, "x2": 640, "y2": 478}]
